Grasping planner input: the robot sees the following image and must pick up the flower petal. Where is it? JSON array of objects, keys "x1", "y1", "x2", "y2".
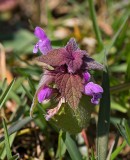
[
  {"x1": 39, "y1": 39, "x2": 52, "y2": 54},
  {"x1": 33, "y1": 27, "x2": 52, "y2": 54},
  {"x1": 45, "y1": 98, "x2": 65, "y2": 120},
  {"x1": 91, "y1": 93, "x2": 102, "y2": 105},
  {"x1": 34, "y1": 27, "x2": 47, "y2": 40},
  {"x1": 84, "y1": 82, "x2": 103, "y2": 105},
  {"x1": 33, "y1": 43, "x2": 39, "y2": 53},
  {"x1": 83, "y1": 72, "x2": 91, "y2": 82},
  {"x1": 38, "y1": 86, "x2": 53, "y2": 103},
  {"x1": 85, "y1": 82, "x2": 103, "y2": 95}
]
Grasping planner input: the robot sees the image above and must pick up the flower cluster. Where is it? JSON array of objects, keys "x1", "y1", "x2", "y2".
[{"x1": 31, "y1": 26, "x2": 103, "y2": 120}]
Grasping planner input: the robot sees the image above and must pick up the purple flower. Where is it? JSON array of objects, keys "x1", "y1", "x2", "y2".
[
  {"x1": 31, "y1": 35, "x2": 104, "y2": 120},
  {"x1": 38, "y1": 86, "x2": 53, "y2": 103},
  {"x1": 33, "y1": 27, "x2": 52, "y2": 54},
  {"x1": 84, "y1": 82, "x2": 103, "y2": 105},
  {"x1": 83, "y1": 72, "x2": 91, "y2": 82}
]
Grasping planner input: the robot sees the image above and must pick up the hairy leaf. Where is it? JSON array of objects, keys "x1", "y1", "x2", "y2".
[
  {"x1": 66, "y1": 50, "x2": 84, "y2": 73},
  {"x1": 37, "y1": 70, "x2": 54, "y2": 92},
  {"x1": 84, "y1": 56, "x2": 104, "y2": 70},
  {"x1": 37, "y1": 48, "x2": 67, "y2": 67},
  {"x1": 65, "y1": 38, "x2": 78, "y2": 53},
  {"x1": 65, "y1": 38, "x2": 86, "y2": 73},
  {"x1": 37, "y1": 38, "x2": 87, "y2": 73},
  {"x1": 55, "y1": 73, "x2": 84, "y2": 109}
]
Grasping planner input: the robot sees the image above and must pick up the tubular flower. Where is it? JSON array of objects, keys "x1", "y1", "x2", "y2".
[
  {"x1": 38, "y1": 86, "x2": 53, "y2": 103},
  {"x1": 33, "y1": 27, "x2": 52, "y2": 54},
  {"x1": 84, "y1": 82, "x2": 103, "y2": 105},
  {"x1": 83, "y1": 72, "x2": 91, "y2": 82},
  {"x1": 83, "y1": 72, "x2": 103, "y2": 105},
  {"x1": 31, "y1": 26, "x2": 104, "y2": 120}
]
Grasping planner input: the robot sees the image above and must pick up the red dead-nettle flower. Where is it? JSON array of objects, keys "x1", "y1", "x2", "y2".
[
  {"x1": 33, "y1": 27, "x2": 52, "y2": 54},
  {"x1": 31, "y1": 26, "x2": 104, "y2": 120}
]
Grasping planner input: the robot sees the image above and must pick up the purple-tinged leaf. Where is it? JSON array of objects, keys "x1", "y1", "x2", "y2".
[
  {"x1": 84, "y1": 56, "x2": 104, "y2": 70},
  {"x1": 55, "y1": 73, "x2": 84, "y2": 109},
  {"x1": 37, "y1": 48, "x2": 67, "y2": 67},
  {"x1": 66, "y1": 50, "x2": 84, "y2": 73},
  {"x1": 37, "y1": 70, "x2": 55, "y2": 92},
  {"x1": 65, "y1": 38, "x2": 78, "y2": 53}
]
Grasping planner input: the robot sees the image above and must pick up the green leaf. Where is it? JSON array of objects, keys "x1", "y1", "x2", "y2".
[
  {"x1": 111, "y1": 100, "x2": 127, "y2": 113},
  {"x1": 28, "y1": 77, "x2": 36, "y2": 94},
  {"x1": 116, "y1": 119, "x2": 130, "y2": 146},
  {"x1": 96, "y1": 52, "x2": 110, "y2": 160},
  {"x1": 90, "y1": 149, "x2": 96, "y2": 160},
  {"x1": 22, "y1": 84, "x2": 38, "y2": 118},
  {"x1": 53, "y1": 96, "x2": 92, "y2": 134},
  {"x1": 62, "y1": 132, "x2": 82, "y2": 160},
  {"x1": 124, "y1": 120, "x2": 130, "y2": 145},
  {"x1": 56, "y1": 130, "x2": 66, "y2": 159},
  {"x1": 2, "y1": 118, "x2": 13, "y2": 160},
  {"x1": 9, "y1": 154, "x2": 19, "y2": 160},
  {"x1": 0, "y1": 117, "x2": 32, "y2": 143},
  {"x1": 0, "y1": 98, "x2": 27, "y2": 159},
  {"x1": 3, "y1": 29, "x2": 35, "y2": 54},
  {"x1": 0, "y1": 78, "x2": 7, "y2": 91},
  {"x1": 0, "y1": 79, "x2": 16, "y2": 109},
  {"x1": 110, "y1": 64, "x2": 127, "y2": 73},
  {"x1": 96, "y1": 12, "x2": 129, "y2": 160},
  {"x1": 0, "y1": 133, "x2": 17, "y2": 160},
  {"x1": 110, "y1": 141, "x2": 127, "y2": 160},
  {"x1": 110, "y1": 82, "x2": 130, "y2": 94},
  {"x1": 126, "y1": 52, "x2": 130, "y2": 81},
  {"x1": 88, "y1": 0, "x2": 103, "y2": 49},
  {"x1": 30, "y1": 93, "x2": 38, "y2": 118}
]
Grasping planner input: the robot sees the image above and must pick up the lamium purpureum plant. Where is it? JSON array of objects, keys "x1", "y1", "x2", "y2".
[{"x1": 30, "y1": 27, "x2": 104, "y2": 134}]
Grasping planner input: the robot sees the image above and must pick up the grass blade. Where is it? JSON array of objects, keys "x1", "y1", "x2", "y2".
[
  {"x1": 124, "y1": 120, "x2": 130, "y2": 145},
  {"x1": 96, "y1": 12, "x2": 129, "y2": 160},
  {"x1": 96, "y1": 53, "x2": 110, "y2": 160},
  {"x1": 56, "y1": 130, "x2": 66, "y2": 159},
  {"x1": 10, "y1": 154, "x2": 19, "y2": 160},
  {"x1": 0, "y1": 79, "x2": 16, "y2": 109},
  {"x1": 2, "y1": 118, "x2": 13, "y2": 160},
  {"x1": 110, "y1": 141, "x2": 127, "y2": 160},
  {"x1": 0, "y1": 133, "x2": 17, "y2": 160},
  {"x1": 105, "y1": 14, "x2": 128, "y2": 56},
  {"x1": 116, "y1": 119, "x2": 130, "y2": 146},
  {"x1": 110, "y1": 82, "x2": 130, "y2": 94},
  {"x1": 0, "y1": 117, "x2": 32, "y2": 142},
  {"x1": 88, "y1": 0, "x2": 103, "y2": 49},
  {"x1": 62, "y1": 132, "x2": 82, "y2": 160}
]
